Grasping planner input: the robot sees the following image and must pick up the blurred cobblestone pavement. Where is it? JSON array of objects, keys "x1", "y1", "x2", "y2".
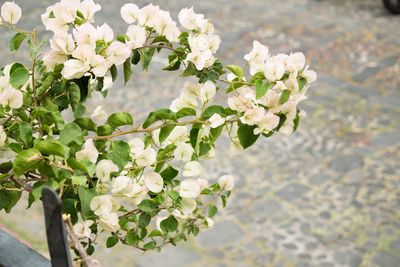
[{"x1": 0, "y1": 0, "x2": 399, "y2": 266}]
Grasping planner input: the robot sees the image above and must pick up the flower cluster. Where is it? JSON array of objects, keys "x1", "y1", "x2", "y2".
[
  {"x1": 0, "y1": 0, "x2": 316, "y2": 264},
  {"x1": 179, "y1": 8, "x2": 221, "y2": 70}
]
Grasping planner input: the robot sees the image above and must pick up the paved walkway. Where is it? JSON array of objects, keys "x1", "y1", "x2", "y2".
[{"x1": 0, "y1": 0, "x2": 399, "y2": 266}]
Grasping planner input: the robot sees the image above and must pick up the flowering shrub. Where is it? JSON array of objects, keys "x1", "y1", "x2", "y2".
[{"x1": 0, "y1": 0, "x2": 316, "y2": 265}]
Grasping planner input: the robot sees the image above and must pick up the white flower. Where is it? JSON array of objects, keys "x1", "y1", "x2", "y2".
[
  {"x1": 1, "y1": 2, "x2": 22, "y2": 24},
  {"x1": 218, "y1": 174, "x2": 235, "y2": 191},
  {"x1": 105, "y1": 41, "x2": 131, "y2": 66},
  {"x1": 301, "y1": 69, "x2": 317, "y2": 83},
  {"x1": 240, "y1": 106, "x2": 265, "y2": 126},
  {"x1": 73, "y1": 23, "x2": 98, "y2": 48},
  {"x1": 165, "y1": 126, "x2": 189, "y2": 145},
  {"x1": 279, "y1": 124, "x2": 294, "y2": 135},
  {"x1": 98, "y1": 212, "x2": 120, "y2": 232},
  {"x1": 183, "y1": 161, "x2": 204, "y2": 177},
  {"x1": 174, "y1": 142, "x2": 193, "y2": 162},
  {"x1": 128, "y1": 138, "x2": 145, "y2": 157},
  {"x1": 196, "y1": 178, "x2": 209, "y2": 191},
  {"x1": 90, "y1": 55, "x2": 109, "y2": 77},
  {"x1": 286, "y1": 52, "x2": 305, "y2": 72},
  {"x1": 0, "y1": 126, "x2": 7, "y2": 147},
  {"x1": 61, "y1": 59, "x2": 90, "y2": 80},
  {"x1": 208, "y1": 114, "x2": 225, "y2": 128},
  {"x1": 202, "y1": 217, "x2": 214, "y2": 229},
  {"x1": 111, "y1": 176, "x2": 133, "y2": 196},
  {"x1": 178, "y1": 7, "x2": 207, "y2": 31},
  {"x1": 50, "y1": 33, "x2": 75, "y2": 55},
  {"x1": 90, "y1": 195, "x2": 114, "y2": 216},
  {"x1": 73, "y1": 220, "x2": 94, "y2": 239},
  {"x1": 254, "y1": 111, "x2": 280, "y2": 135},
  {"x1": 186, "y1": 50, "x2": 215, "y2": 71},
  {"x1": 181, "y1": 198, "x2": 197, "y2": 215},
  {"x1": 126, "y1": 25, "x2": 146, "y2": 50},
  {"x1": 97, "y1": 23, "x2": 114, "y2": 43},
  {"x1": 90, "y1": 106, "x2": 108, "y2": 125},
  {"x1": 43, "y1": 51, "x2": 68, "y2": 71},
  {"x1": 75, "y1": 139, "x2": 98, "y2": 164},
  {"x1": 199, "y1": 81, "x2": 216, "y2": 103},
  {"x1": 0, "y1": 88, "x2": 23, "y2": 109},
  {"x1": 244, "y1": 41, "x2": 269, "y2": 75},
  {"x1": 135, "y1": 147, "x2": 156, "y2": 167},
  {"x1": 137, "y1": 4, "x2": 159, "y2": 27},
  {"x1": 96, "y1": 160, "x2": 119, "y2": 182},
  {"x1": 127, "y1": 184, "x2": 148, "y2": 204},
  {"x1": 144, "y1": 172, "x2": 164, "y2": 193},
  {"x1": 120, "y1": 3, "x2": 139, "y2": 24},
  {"x1": 179, "y1": 179, "x2": 201, "y2": 198},
  {"x1": 153, "y1": 10, "x2": 180, "y2": 42},
  {"x1": 79, "y1": 0, "x2": 101, "y2": 21},
  {"x1": 264, "y1": 60, "x2": 286, "y2": 82}
]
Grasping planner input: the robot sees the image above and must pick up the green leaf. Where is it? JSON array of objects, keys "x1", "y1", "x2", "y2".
[
  {"x1": 18, "y1": 122, "x2": 32, "y2": 147},
  {"x1": 208, "y1": 204, "x2": 218, "y2": 218},
  {"x1": 10, "y1": 66, "x2": 29, "y2": 89},
  {"x1": 125, "y1": 232, "x2": 139, "y2": 245},
  {"x1": 123, "y1": 58, "x2": 132, "y2": 85},
  {"x1": 279, "y1": 89, "x2": 291, "y2": 104},
  {"x1": 237, "y1": 124, "x2": 260, "y2": 149},
  {"x1": 182, "y1": 62, "x2": 197, "y2": 77},
  {"x1": 139, "y1": 213, "x2": 151, "y2": 228},
  {"x1": 67, "y1": 158, "x2": 95, "y2": 176},
  {"x1": 163, "y1": 55, "x2": 180, "y2": 71},
  {"x1": 106, "y1": 235, "x2": 119, "y2": 248},
  {"x1": 226, "y1": 65, "x2": 244, "y2": 78},
  {"x1": 141, "y1": 48, "x2": 155, "y2": 71},
  {"x1": 0, "y1": 190, "x2": 22, "y2": 213},
  {"x1": 200, "y1": 105, "x2": 225, "y2": 120},
  {"x1": 160, "y1": 215, "x2": 178, "y2": 233},
  {"x1": 35, "y1": 139, "x2": 69, "y2": 158},
  {"x1": 138, "y1": 199, "x2": 158, "y2": 216},
  {"x1": 74, "y1": 118, "x2": 97, "y2": 132},
  {"x1": 10, "y1": 32, "x2": 26, "y2": 53},
  {"x1": 143, "y1": 241, "x2": 156, "y2": 250},
  {"x1": 176, "y1": 107, "x2": 196, "y2": 119},
  {"x1": 256, "y1": 81, "x2": 271, "y2": 99},
  {"x1": 107, "y1": 140, "x2": 130, "y2": 170},
  {"x1": 131, "y1": 50, "x2": 140, "y2": 65},
  {"x1": 36, "y1": 74, "x2": 54, "y2": 97},
  {"x1": 68, "y1": 83, "x2": 81, "y2": 111},
  {"x1": 160, "y1": 166, "x2": 178, "y2": 183},
  {"x1": 250, "y1": 72, "x2": 266, "y2": 83},
  {"x1": 298, "y1": 77, "x2": 307, "y2": 91},
  {"x1": 78, "y1": 187, "x2": 97, "y2": 220},
  {"x1": 148, "y1": 230, "x2": 162, "y2": 237},
  {"x1": 107, "y1": 112, "x2": 134, "y2": 129},
  {"x1": 159, "y1": 125, "x2": 175, "y2": 144},
  {"x1": 12, "y1": 149, "x2": 43, "y2": 176},
  {"x1": 106, "y1": 236, "x2": 119, "y2": 248},
  {"x1": 143, "y1": 109, "x2": 176, "y2": 128},
  {"x1": 71, "y1": 175, "x2": 87, "y2": 186},
  {"x1": 110, "y1": 64, "x2": 118, "y2": 82},
  {"x1": 60, "y1": 122, "x2": 84, "y2": 145}
]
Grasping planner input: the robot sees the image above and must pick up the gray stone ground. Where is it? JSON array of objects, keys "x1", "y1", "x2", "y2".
[{"x1": 0, "y1": 0, "x2": 399, "y2": 266}]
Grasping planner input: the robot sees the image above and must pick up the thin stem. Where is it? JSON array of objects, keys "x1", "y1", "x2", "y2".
[
  {"x1": 92, "y1": 119, "x2": 203, "y2": 141},
  {"x1": 64, "y1": 217, "x2": 99, "y2": 267}
]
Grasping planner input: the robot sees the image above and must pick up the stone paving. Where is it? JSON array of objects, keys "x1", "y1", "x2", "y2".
[{"x1": 0, "y1": 0, "x2": 399, "y2": 266}]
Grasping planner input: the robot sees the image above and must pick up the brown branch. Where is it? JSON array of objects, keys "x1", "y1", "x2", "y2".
[{"x1": 64, "y1": 217, "x2": 99, "y2": 267}]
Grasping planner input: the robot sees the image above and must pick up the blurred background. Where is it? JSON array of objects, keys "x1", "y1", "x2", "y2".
[{"x1": 0, "y1": 0, "x2": 399, "y2": 266}]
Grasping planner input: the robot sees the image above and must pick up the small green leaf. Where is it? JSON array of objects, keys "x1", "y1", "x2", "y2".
[
  {"x1": 131, "y1": 50, "x2": 140, "y2": 65},
  {"x1": 106, "y1": 236, "x2": 119, "y2": 248},
  {"x1": 160, "y1": 166, "x2": 178, "y2": 183},
  {"x1": 74, "y1": 118, "x2": 97, "y2": 132},
  {"x1": 237, "y1": 124, "x2": 260, "y2": 149},
  {"x1": 125, "y1": 232, "x2": 139, "y2": 245},
  {"x1": 138, "y1": 199, "x2": 158, "y2": 216},
  {"x1": 107, "y1": 112, "x2": 134, "y2": 129},
  {"x1": 279, "y1": 89, "x2": 291, "y2": 104},
  {"x1": 256, "y1": 81, "x2": 271, "y2": 99},
  {"x1": 35, "y1": 139, "x2": 69, "y2": 158},
  {"x1": 226, "y1": 65, "x2": 244, "y2": 78},
  {"x1": 143, "y1": 241, "x2": 156, "y2": 250},
  {"x1": 12, "y1": 149, "x2": 43, "y2": 176},
  {"x1": 298, "y1": 77, "x2": 307, "y2": 91},
  {"x1": 143, "y1": 109, "x2": 176, "y2": 128},
  {"x1": 123, "y1": 58, "x2": 132, "y2": 85},
  {"x1": 10, "y1": 32, "x2": 26, "y2": 53},
  {"x1": 176, "y1": 107, "x2": 196, "y2": 119},
  {"x1": 141, "y1": 48, "x2": 155, "y2": 71},
  {"x1": 71, "y1": 175, "x2": 87, "y2": 186},
  {"x1": 208, "y1": 204, "x2": 218, "y2": 218},
  {"x1": 139, "y1": 213, "x2": 151, "y2": 228},
  {"x1": 18, "y1": 122, "x2": 32, "y2": 147},
  {"x1": 60, "y1": 122, "x2": 84, "y2": 145},
  {"x1": 159, "y1": 125, "x2": 175, "y2": 144},
  {"x1": 160, "y1": 215, "x2": 178, "y2": 233},
  {"x1": 182, "y1": 62, "x2": 197, "y2": 77},
  {"x1": 68, "y1": 83, "x2": 81, "y2": 111},
  {"x1": 200, "y1": 105, "x2": 225, "y2": 120},
  {"x1": 107, "y1": 140, "x2": 130, "y2": 170},
  {"x1": 78, "y1": 187, "x2": 97, "y2": 220},
  {"x1": 10, "y1": 66, "x2": 29, "y2": 89},
  {"x1": 110, "y1": 65, "x2": 118, "y2": 82}
]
